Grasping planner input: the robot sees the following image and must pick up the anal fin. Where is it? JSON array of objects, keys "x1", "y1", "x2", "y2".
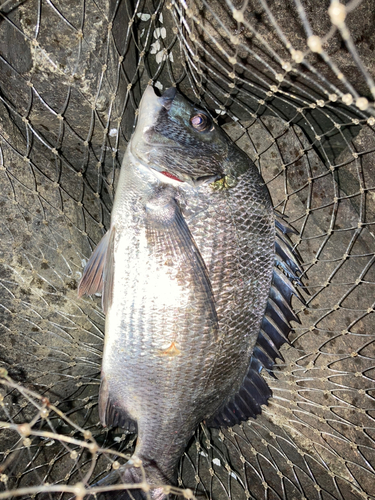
[
  {"x1": 207, "y1": 358, "x2": 272, "y2": 428},
  {"x1": 98, "y1": 377, "x2": 137, "y2": 433}
]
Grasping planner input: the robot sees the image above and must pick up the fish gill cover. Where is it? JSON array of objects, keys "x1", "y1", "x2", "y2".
[{"x1": 0, "y1": 1, "x2": 374, "y2": 499}]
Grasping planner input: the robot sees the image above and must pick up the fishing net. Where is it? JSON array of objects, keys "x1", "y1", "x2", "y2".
[{"x1": 0, "y1": 0, "x2": 374, "y2": 498}]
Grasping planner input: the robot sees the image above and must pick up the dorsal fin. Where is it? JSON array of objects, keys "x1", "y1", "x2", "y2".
[{"x1": 207, "y1": 214, "x2": 304, "y2": 428}]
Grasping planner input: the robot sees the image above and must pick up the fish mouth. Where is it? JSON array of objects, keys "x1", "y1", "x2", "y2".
[
  {"x1": 135, "y1": 86, "x2": 177, "y2": 135},
  {"x1": 131, "y1": 86, "x2": 186, "y2": 183},
  {"x1": 131, "y1": 86, "x2": 177, "y2": 151},
  {"x1": 151, "y1": 87, "x2": 186, "y2": 183}
]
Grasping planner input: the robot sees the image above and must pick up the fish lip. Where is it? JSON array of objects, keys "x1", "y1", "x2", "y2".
[
  {"x1": 131, "y1": 86, "x2": 177, "y2": 151},
  {"x1": 129, "y1": 85, "x2": 161, "y2": 158},
  {"x1": 136, "y1": 86, "x2": 176, "y2": 122},
  {"x1": 130, "y1": 85, "x2": 184, "y2": 183},
  {"x1": 136, "y1": 85, "x2": 160, "y2": 126}
]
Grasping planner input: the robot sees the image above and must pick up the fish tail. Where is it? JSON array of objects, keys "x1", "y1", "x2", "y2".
[{"x1": 92, "y1": 457, "x2": 170, "y2": 500}]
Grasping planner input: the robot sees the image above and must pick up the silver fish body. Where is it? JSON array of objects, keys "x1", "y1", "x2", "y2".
[{"x1": 78, "y1": 87, "x2": 299, "y2": 499}]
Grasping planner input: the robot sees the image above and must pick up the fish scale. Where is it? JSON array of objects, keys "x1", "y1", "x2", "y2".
[{"x1": 78, "y1": 86, "x2": 302, "y2": 499}]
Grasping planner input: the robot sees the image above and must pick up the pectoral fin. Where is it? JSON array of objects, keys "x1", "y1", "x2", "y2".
[
  {"x1": 145, "y1": 188, "x2": 218, "y2": 331},
  {"x1": 77, "y1": 228, "x2": 115, "y2": 315},
  {"x1": 102, "y1": 227, "x2": 116, "y2": 315},
  {"x1": 77, "y1": 231, "x2": 110, "y2": 298}
]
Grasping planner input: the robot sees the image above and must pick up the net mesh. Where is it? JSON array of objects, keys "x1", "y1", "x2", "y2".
[{"x1": 0, "y1": 0, "x2": 374, "y2": 498}]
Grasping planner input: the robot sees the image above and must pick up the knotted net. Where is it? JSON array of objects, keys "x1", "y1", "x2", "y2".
[{"x1": 0, "y1": 1, "x2": 374, "y2": 499}]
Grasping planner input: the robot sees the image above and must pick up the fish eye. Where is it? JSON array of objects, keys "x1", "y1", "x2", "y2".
[{"x1": 190, "y1": 113, "x2": 211, "y2": 132}]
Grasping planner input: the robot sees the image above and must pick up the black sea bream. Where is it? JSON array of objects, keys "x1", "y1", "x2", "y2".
[{"x1": 78, "y1": 86, "x2": 303, "y2": 499}]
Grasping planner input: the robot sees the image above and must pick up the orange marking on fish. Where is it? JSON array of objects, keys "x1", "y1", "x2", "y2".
[{"x1": 160, "y1": 341, "x2": 181, "y2": 357}]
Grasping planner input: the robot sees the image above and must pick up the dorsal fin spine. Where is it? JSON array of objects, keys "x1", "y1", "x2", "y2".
[{"x1": 207, "y1": 214, "x2": 304, "y2": 428}]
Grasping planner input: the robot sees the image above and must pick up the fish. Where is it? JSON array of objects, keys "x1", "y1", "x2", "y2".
[{"x1": 78, "y1": 86, "x2": 303, "y2": 499}]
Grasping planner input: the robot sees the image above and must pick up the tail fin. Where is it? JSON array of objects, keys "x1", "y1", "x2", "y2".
[{"x1": 91, "y1": 459, "x2": 171, "y2": 500}]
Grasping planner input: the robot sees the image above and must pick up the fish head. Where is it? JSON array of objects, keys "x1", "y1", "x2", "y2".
[{"x1": 130, "y1": 86, "x2": 240, "y2": 186}]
